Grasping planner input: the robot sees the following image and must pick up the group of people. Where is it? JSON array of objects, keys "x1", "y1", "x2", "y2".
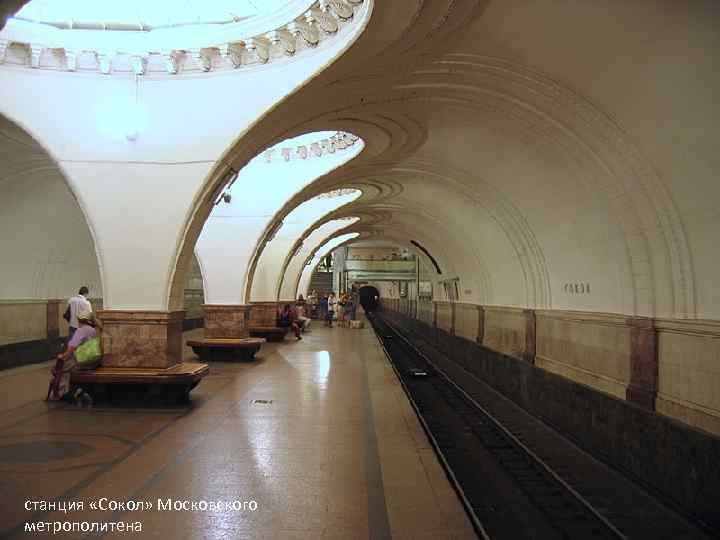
[
  {"x1": 47, "y1": 286, "x2": 362, "y2": 403},
  {"x1": 277, "y1": 300, "x2": 311, "y2": 340},
  {"x1": 316, "y1": 290, "x2": 358, "y2": 328}
]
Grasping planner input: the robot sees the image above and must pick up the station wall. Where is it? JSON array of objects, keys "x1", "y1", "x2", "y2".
[{"x1": 382, "y1": 297, "x2": 720, "y2": 438}]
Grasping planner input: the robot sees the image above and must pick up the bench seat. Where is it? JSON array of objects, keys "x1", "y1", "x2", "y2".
[
  {"x1": 71, "y1": 362, "x2": 209, "y2": 405},
  {"x1": 249, "y1": 326, "x2": 288, "y2": 342},
  {"x1": 186, "y1": 337, "x2": 266, "y2": 361}
]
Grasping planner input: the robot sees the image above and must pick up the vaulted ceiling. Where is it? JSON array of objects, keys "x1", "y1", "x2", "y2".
[{"x1": 1, "y1": 0, "x2": 718, "y2": 320}]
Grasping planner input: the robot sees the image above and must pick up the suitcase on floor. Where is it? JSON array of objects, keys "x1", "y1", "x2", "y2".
[{"x1": 350, "y1": 320, "x2": 364, "y2": 329}]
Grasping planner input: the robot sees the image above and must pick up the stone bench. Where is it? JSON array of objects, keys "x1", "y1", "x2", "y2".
[
  {"x1": 186, "y1": 337, "x2": 266, "y2": 361},
  {"x1": 70, "y1": 362, "x2": 209, "y2": 405},
  {"x1": 249, "y1": 326, "x2": 289, "y2": 342}
]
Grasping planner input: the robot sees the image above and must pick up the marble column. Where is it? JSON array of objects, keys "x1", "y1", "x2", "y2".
[
  {"x1": 523, "y1": 308, "x2": 537, "y2": 364},
  {"x1": 98, "y1": 310, "x2": 184, "y2": 368},
  {"x1": 626, "y1": 317, "x2": 658, "y2": 411},
  {"x1": 249, "y1": 302, "x2": 279, "y2": 328},
  {"x1": 203, "y1": 304, "x2": 251, "y2": 339}
]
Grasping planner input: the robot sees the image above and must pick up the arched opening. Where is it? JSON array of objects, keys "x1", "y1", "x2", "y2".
[
  {"x1": 0, "y1": 112, "x2": 103, "y2": 365},
  {"x1": 359, "y1": 285, "x2": 380, "y2": 312}
]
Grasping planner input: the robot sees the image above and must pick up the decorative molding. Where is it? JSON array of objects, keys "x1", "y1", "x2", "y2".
[
  {"x1": 131, "y1": 55, "x2": 148, "y2": 76},
  {"x1": 261, "y1": 132, "x2": 359, "y2": 163},
  {"x1": 224, "y1": 43, "x2": 244, "y2": 68},
  {"x1": 162, "y1": 50, "x2": 180, "y2": 74},
  {"x1": 324, "y1": 0, "x2": 354, "y2": 20},
  {"x1": 0, "y1": 0, "x2": 365, "y2": 76},
  {"x1": 535, "y1": 309, "x2": 630, "y2": 328},
  {"x1": 266, "y1": 30, "x2": 296, "y2": 56},
  {"x1": 314, "y1": 6, "x2": 339, "y2": 34},
  {"x1": 654, "y1": 317, "x2": 720, "y2": 337},
  {"x1": 246, "y1": 37, "x2": 269, "y2": 64},
  {"x1": 316, "y1": 188, "x2": 359, "y2": 199},
  {"x1": 96, "y1": 52, "x2": 112, "y2": 74},
  {"x1": 0, "y1": 38, "x2": 8, "y2": 63},
  {"x1": 287, "y1": 20, "x2": 319, "y2": 48},
  {"x1": 64, "y1": 48, "x2": 77, "y2": 71},
  {"x1": 28, "y1": 42, "x2": 41, "y2": 68},
  {"x1": 433, "y1": 54, "x2": 694, "y2": 318},
  {"x1": 189, "y1": 48, "x2": 213, "y2": 72}
]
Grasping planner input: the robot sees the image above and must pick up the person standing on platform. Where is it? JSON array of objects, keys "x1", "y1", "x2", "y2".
[
  {"x1": 66, "y1": 286, "x2": 92, "y2": 341},
  {"x1": 319, "y1": 294, "x2": 329, "y2": 324},
  {"x1": 308, "y1": 289, "x2": 318, "y2": 318},
  {"x1": 337, "y1": 293, "x2": 346, "y2": 326},
  {"x1": 326, "y1": 293, "x2": 337, "y2": 328},
  {"x1": 346, "y1": 294, "x2": 357, "y2": 322}
]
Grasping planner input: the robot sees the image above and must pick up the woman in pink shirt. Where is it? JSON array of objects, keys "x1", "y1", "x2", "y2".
[{"x1": 48, "y1": 311, "x2": 98, "y2": 405}]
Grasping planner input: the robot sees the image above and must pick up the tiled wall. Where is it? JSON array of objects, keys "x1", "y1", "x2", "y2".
[
  {"x1": 382, "y1": 299, "x2": 720, "y2": 437},
  {"x1": 454, "y1": 303, "x2": 480, "y2": 342},
  {"x1": 435, "y1": 301, "x2": 453, "y2": 333},
  {"x1": 484, "y1": 306, "x2": 526, "y2": 360},
  {"x1": 655, "y1": 319, "x2": 720, "y2": 436},
  {"x1": 535, "y1": 311, "x2": 630, "y2": 400},
  {"x1": 0, "y1": 300, "x2": 47, "y2": 346},
  {"x1": 418, "y1": 300, "x2": 434, "y2": 326},
  {"x1": 0, "y1": 289, "x2": 202, "y2": 369}
]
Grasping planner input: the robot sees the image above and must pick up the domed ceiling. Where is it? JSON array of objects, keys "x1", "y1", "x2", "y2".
[{"x1": 13, "y1": 0, "x2": 295, "y2": 31}]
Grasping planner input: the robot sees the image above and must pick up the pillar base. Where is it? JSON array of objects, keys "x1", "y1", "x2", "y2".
[
  {"x1": 98, "y1": 310, "x2": 184, "y2": 369},
  {"x1": 249, "y1": 302, "x2": 280, "y2": 329},
  {"x1": 203, "y1": 304, "x2": 250, "y2": 339}
]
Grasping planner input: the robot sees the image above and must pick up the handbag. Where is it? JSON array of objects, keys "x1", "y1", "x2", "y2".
[
  {"x1": 62, "y1": 305, "x2": 71, "y2": 322},
  {"x1": 75, "y1": 336, "x2": 102, "y2": 369}
]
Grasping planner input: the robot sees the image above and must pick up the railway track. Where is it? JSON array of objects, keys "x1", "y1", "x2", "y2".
[{"x1": 367, "y1": 312, "x2": 710, "y2": 540}]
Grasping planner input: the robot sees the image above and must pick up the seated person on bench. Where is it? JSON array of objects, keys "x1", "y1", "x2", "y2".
[
  {"x1": 48, "y1": 311, "x2": 99, "y2": 406},
  {"x1": 278, "y1": 304, "x2": 302, "y2": 340},
  {"x1": 295, "y1": 301, "x2": 311, "y2": 332}
]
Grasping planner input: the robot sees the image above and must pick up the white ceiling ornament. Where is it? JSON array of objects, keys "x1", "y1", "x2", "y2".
[
  {"x1": 261, "y1": 132, "x2": 359, "y2": 163},
  {"x1": 13, "y1": 1, "x2": 289, "y2": 31},
  {"x1": 0, "y1": 0, "x2": 366, "y2": 75}
]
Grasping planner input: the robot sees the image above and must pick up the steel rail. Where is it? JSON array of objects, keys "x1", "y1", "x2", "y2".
[{"x1": 375, "y1": 314, "x2": 628, "y2": 540}]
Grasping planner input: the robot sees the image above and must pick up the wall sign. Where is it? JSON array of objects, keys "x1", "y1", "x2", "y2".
[{"x1": 564, "y1": 282, "x2": 591, "y2": 294}]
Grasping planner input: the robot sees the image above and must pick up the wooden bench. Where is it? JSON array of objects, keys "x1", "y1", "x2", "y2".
[
  {"x1": 249, "y1": 326, "x2": 289, "y2": 342},
  {"x1": 71, "y1": 362, "x2": 209, "y2": 405},
  {"x1": 186, "y1": 337, "x2": 266, "y2": 361}
]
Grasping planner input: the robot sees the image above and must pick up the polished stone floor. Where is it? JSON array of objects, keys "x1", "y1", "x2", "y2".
[{"x1": 0, "y1": 319, "x2": 475, "y2": 539}]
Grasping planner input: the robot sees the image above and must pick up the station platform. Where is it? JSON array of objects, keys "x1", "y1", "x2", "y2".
[{"x1": 0, "y1": 319, "x2": 475, "y2": 539}]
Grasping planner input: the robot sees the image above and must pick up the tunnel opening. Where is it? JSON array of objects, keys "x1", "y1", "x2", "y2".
[{"x1": 359, "y1": 285, "x2": 380, "y2": 312}]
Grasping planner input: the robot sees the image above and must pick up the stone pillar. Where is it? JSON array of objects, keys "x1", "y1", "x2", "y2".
[
  {"x1": 203, "y1": 304, "x2": 250, "y2": 339},
  {"x1": 523, "y1": 308, "x2": 536, "y2": 364},
  {"x1": 477, "y1": 305, "x2": 485, "y2": 344},
  {"x1": 98, "y1": 310, "x2": 184, "y2": 368},
  {"x1": 46, "y1": 299, "x2": 60, "y2": 341},
  {"x1": 626, "y1": 317, "x2": 658, "y2": 411},
  {"x1": 249, "y1": 302, "x2": 279, "y2": 328}
]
